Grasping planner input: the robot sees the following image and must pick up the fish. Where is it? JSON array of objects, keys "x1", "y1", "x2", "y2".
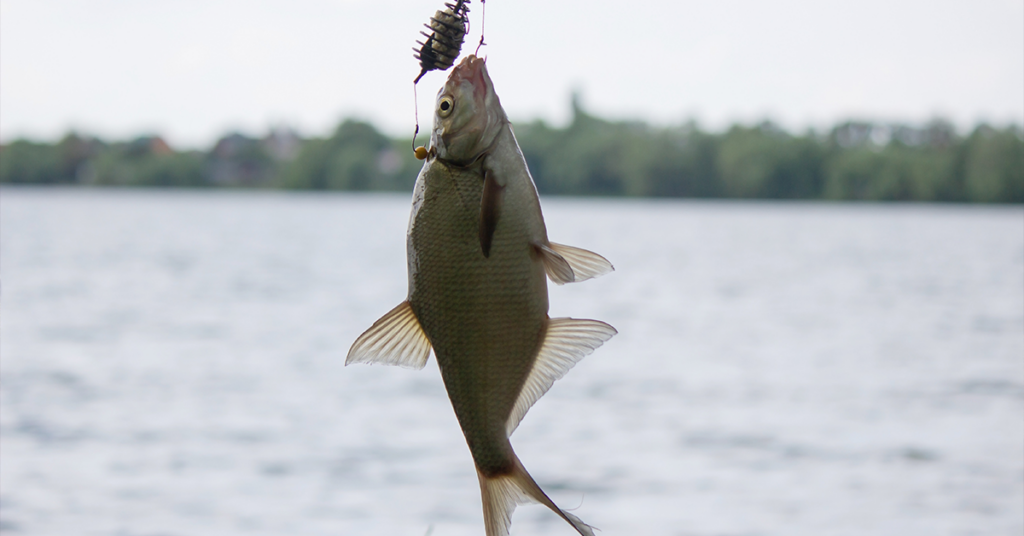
[{"x1": 346, "y1": 55, "x2": 615, "y2": 536}]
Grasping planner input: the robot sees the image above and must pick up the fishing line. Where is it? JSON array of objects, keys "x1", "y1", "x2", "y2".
[
  {"x1": 410, "y1": 0, "x2": 473, "y2": 159},
  {"x1": 474, "y1": 0, "x2": 486, "y2": 55},
  {"x1": 412, "y1": 82, "x2": 423, "y2": 157}
]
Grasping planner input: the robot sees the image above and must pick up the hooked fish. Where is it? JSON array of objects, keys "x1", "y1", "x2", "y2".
[{"x1": 347, "y1": 55, "x2": 615, "y2": 536}]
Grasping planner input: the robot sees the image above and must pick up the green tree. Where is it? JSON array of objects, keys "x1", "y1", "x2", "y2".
[
  {"x1": 962, "y1": 125, "x2": 1024, "y2": 203},
  {"x1": 716, "y1": 123, "x2": 825, "y2": 199},
  {"x1": 279, "y1": 120, "x2": 405, "y2": 190},
  {"x1": 639, "y1": 125, "x2": 721, "y2": 198},
  {"x1": 0, "y1": 140, "x2": 64, "y2": 183},
  {"x1": 823, "y1": 148, "x2": 885, "y2": 200}
]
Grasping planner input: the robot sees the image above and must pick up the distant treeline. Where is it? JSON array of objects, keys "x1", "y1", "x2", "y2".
[{"x1": 2, "y1": 102, "x2": 1021, "y2": 202}]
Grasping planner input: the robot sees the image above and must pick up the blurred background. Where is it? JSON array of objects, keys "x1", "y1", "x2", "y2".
[
  {"x1": 1, "y1": 0, "x2": 1022, "y2": 199},
  {"x1": 1, "y1": 1, "x2": 1022, "y2": 535}
]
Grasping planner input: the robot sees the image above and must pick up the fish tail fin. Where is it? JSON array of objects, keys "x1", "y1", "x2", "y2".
[{"x1": 477, "y1": 453, "x2": 595, "y2": 536}]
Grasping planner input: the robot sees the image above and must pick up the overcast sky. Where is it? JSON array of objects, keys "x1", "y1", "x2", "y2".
[{"x1": 1, "y1": 0, "x2": 1021, "y2": 148}]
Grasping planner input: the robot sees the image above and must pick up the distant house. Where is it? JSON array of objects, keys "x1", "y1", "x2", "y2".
[
  {"x1": 150, "y1": 136, "x2": 173, "y2": 155},
  {"x1": 263, "y1": 126, "x2": 302, "y2": 161},
  {"x1": 212, "y1": 132, "x2": 257, "y2": 160},
  {"x1": 209, "y1": 132, "x2": 274, "y2": 186},
  {"x1": 126, "y1": 135, "x2": 173, "y2": 157}
]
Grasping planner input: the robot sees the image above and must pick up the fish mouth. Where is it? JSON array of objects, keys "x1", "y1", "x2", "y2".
[{"x1": 449, "y1": 55, "x2": 490, "y2": 106}]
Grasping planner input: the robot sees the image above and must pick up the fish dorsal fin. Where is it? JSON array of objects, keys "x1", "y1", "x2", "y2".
[
  {"x1": 345, "y1": 301, "x2": 432, "y2": 369},
  {"x1": 536, "y1": 242, "x2": 614, "y2": 285},
  {"x1": 547, "y1": 242, "x2": 614, "y2": 283},
  {"x1": 506, "y1": 318, "x2": 617, "y2": 436}
]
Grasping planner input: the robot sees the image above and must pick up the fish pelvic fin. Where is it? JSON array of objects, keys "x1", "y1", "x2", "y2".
[
  {"x1": 478, "y1": 453, "x2": 595, "y2": 536},
  {"x1": 536, "y1": 242, "x2": 614, "y2": 285},
  {"x1": 345, "y1": 301, "x2": 432, "y2": 369},
  {"x1": 479, "y1": 170, "x2": 503, "y2": 258},
  {"x1": 506, "y1": 318, "x2": 617, "y2": 436}
]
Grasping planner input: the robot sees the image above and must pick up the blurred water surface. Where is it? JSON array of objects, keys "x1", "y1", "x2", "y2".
[{"x1": 1, "y1": 187, "x2": 1022, "y2": 536}]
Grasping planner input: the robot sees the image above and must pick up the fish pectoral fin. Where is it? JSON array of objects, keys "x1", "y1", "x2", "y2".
[
  {"x1": 534, "y1": 243, "x2": 575, "y2": 285},
  {"x1": 480, "y1": 170, "x2": 503, "y2": 258},
  {"x1": 536, "y1": 242, "x2": 614, "y2": 285},
  {"x1": 547, "y1": 242, "x2": 614, "y2": 283},
  {"x1": 345, "y1": 301, "x2": 432, "y2": 369},
  {"x1": 506, "y1": 318, "x2": 617, "y2": 436}
]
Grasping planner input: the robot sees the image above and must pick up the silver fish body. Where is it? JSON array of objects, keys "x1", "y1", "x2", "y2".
[
  {"x1": 348, "y1": 55, "x2": 615, "y2": 536},
  {"x1": 408, "y1": 121, "x2": 548, "y2": 475}
]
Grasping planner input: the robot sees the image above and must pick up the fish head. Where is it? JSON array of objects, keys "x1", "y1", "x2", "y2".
[{"x1": 431, "y1": 55, "x2": 507, "y2": 164}]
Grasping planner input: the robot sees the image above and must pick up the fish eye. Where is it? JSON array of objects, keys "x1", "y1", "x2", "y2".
[{"x1": 438, "y1": 96, "x2": 455, "y2": 117}]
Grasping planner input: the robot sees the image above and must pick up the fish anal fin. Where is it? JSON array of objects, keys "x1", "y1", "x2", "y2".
[
  {"x1": 480, "y1": 170, "x2": 503, "y2": 258},
  {"x1": 345, "y1": 301, "x2": 432, "y2": 369},
  {"x1": 534, "y1": 243, "x2": 575, "y2": 285},
  {"x1": 506, "y1": 318, "x2": 617, "y2": 436},
  {"x1": 478, "y1": 454, "x2": 595, "y2": 536},
  {"x1": 548, "y1": 242, "x2": 614, "y2": 283}
]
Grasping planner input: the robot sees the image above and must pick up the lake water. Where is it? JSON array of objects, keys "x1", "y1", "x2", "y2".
[{"x1": 1, "y1": 187, "x2": 1022, "y2": 536}]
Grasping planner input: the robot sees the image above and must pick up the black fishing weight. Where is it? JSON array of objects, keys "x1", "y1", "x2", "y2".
[
  {"x1": 411, "y1": 0, "x2": 487, "y2": 159},
  {"x1": 413, "y1": 0, "x2": 471, "y2": 84}
]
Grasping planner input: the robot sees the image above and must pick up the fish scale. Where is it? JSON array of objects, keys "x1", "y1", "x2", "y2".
[{"x1": 408, "y1": 154, "x2": 547, "y2": 475}]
